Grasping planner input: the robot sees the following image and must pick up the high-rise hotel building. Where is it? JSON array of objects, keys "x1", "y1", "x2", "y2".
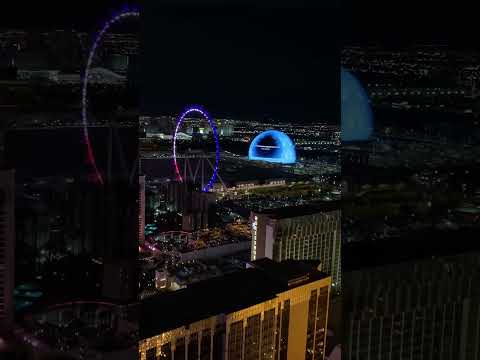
[
  {"x1": 0, "y1": 170, "x2": 14, "y2": 334},
  {"x1": 250, "y1": 203, "x2": 341, "y2": 290},
  {"x1": 139, "y1": 259, "x2": 331, "y2": 360}
]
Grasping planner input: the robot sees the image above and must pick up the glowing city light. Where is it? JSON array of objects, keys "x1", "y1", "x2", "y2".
[
  {"x1": 173, "y1": 106, "x2": 220, "y2": 192},
  {"x1": 248, "y1": 130, "x2": 296, "y2": 164},
  {"x1": 81, "y1": 7, "x2": 140, "y2": 185}
]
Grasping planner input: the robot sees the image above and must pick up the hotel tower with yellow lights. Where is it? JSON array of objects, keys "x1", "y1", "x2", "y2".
[
  {"x1": 139, "y1": 259, "x2": 331, "y2": 360},
  {"x1": 250, "y1": 204, "x2": 341, "y2": 291}
]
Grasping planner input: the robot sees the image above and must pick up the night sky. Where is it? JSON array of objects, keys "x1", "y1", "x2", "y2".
[
  {"x1": 2, "y1": 0, "x2": 478, "y2": 122},
  {"x1": 0, "y1": 1, "x2": 137, "y2": 30},
  {"x1": 141, "y1": 2, "x2": 340, "y2": 123},
  {"x1": 344, "y1": 1, "x2": 479, "y2": 48}
]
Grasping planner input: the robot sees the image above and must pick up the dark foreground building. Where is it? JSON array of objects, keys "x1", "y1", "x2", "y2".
[
  {"x1": 0, "y1": 169, "x2": 15, "y2": 334},
  {"x1": 344, "y1": 229, "x2": 480, "y2": 360},
  {"x1": 139, "y1": 259, "x2": 331, "y2": 360}
]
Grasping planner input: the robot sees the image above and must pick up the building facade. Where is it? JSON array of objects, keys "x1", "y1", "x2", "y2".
[
  {"x1": 250, "y1": 204, "x2": 341, "y2": 290},
  {"x1": 139, "y1": 259, "x2": 331, "y2": 360},
  {"x1": 167, "y1": 182, "x2": 215, "y2": 232},
  {"x1": 345, "y1": 251, "x2": 480, "y2": 360},
  {"x1": 140, "y1": 174, "x2": 145, "y2": 242},
  {"x1": 0, "y1": 169, "x2": 14, "y2": 334}
]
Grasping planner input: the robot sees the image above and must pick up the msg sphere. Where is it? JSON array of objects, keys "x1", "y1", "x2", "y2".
[
  {"x1": 341, "y1": 67, "x2": 374, "y2": 142},
  {"x1": 248, "y1": 130, "x2": 296, "y2": 164},
  {"x1": 173, "y1": 106, "x2": 220, "y2": 193}
]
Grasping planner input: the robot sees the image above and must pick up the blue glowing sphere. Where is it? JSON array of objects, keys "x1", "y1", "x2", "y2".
[
  {"x1": 248, "y1": 130, "x2": 296, "y2": 164},
  {"x1": 341, "y1": 67, "x2": 374, "y2": 141}
]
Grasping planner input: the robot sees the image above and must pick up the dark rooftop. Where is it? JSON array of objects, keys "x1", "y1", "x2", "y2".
[
  {"x1": 255, "y1": 201, "x2": 341, "y2": 219},
  {"x1": 252, "y1": 258, "x2": 323, "y2": 286},
  {"x1": 343, "y1": 227, "x2": 480, "y2": 272},
  {"x1": 140, "y1": 259, "x2": 328, "y2": 339}
]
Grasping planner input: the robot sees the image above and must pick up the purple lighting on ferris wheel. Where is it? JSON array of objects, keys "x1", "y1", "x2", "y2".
[
  {"x1": 173, "y1": 106, "x2": 220, "y2": 193},
  {"x1": 81, "y1": 7, "x2": 140, "y2": 185}
]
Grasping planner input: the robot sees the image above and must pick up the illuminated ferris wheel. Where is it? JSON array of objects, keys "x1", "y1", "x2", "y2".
[
  {"x1": 172, "y1": 106, "x2": 221, "y2": 192},
  {"x1": 81, "y1": 6, "x2": 140, "y2": 185}
]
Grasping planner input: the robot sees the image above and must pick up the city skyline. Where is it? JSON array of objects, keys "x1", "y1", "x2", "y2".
[{"x1": 1, "y1": 1, "x2": 480, "y2": 359}]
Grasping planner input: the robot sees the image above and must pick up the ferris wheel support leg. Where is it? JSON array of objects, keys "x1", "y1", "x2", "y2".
[{"x1": 207, "y1": 158, "x2": 225, "y2": 190}]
